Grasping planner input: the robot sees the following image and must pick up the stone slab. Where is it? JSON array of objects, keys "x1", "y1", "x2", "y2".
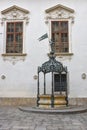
[
  {"x1": 19, "y1": 105, "x2": 87, "y2": 114},
  {"x1": 35, "y1": 126, "x2": 46, "y2": 130}
]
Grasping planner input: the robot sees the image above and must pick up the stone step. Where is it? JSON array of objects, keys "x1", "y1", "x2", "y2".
[{"x1": 19, "y1": 106, "x2": 87, "y2": 114}]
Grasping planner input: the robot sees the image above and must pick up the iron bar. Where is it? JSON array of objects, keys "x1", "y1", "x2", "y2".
[
  {"x1": 60, "y1": 73, "x2": 62, "y2": 94},
  {"x1": 66, "y1": 72, "x2": 68, "y2": 106},
  {"x1": 37, "y1": 72, "x2": 40, "y2": 107},
  {"x1": 51, "y1": 72, "x2": 54, "y2": 107},
  {"x1": 37, "y1": 72, "x2": 40, "y2": 95},
  {"x1": 44, "y1": 73, "x2": 46, "y2": 95}
]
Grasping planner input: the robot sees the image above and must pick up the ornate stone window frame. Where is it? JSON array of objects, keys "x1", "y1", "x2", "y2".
[
  {"x1": 45, "y1": 4, "x2": 75, "y2": 56},
  {"x1": 1, "y1": 5, "x2": 30, "y2": 64}
]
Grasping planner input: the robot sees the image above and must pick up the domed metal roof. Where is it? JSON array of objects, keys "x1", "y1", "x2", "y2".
[{"x1": 38, "y1": 52, "x2": 67, "y2": 74}]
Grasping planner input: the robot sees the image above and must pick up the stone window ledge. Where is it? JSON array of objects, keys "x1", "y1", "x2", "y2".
[
  {"x1": 2, "y1": 53, "x2": 27, "y2": 56},
  {"x1": 55, "y1": 53, "x2": 73, "y2": 56},
  {"x1": 48, "y1": 53, "x2": 73, "y2": 57}
]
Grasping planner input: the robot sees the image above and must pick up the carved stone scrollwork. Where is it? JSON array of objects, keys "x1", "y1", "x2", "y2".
[
  {"x1": 3, "y1": 56, "x2": 25, "y2": 65},
  {"x1": 1, "y1": 11, "x2": 29, "y2": 24},
  {"x1": 1, "y1": 5, "x2": 29, "y2": 24},
  {"x1": 45, "y1": 5, "x2": 75, "y2": 24}
]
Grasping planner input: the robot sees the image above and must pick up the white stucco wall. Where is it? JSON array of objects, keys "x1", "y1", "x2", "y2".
[{"x1": 0, "y1": 0, "x2": 87, "y2": 98}]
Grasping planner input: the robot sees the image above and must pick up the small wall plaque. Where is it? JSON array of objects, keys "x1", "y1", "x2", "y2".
[
  {"x1": 33, "y1": 75, "x2": 38, "y2": 80},
  {"x1": 1, "y1": 75, "x2": 6, "y2": 79},
  {"x1": 82, "y1": 73, "x2": 86, "y2": 79}
]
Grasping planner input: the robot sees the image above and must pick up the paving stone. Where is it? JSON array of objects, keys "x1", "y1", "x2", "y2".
[
  {"x1": 47, "y1": 126, "x2": 59, "y2": 130},
  {"x1": 0, "y1": 107, "x2": 87, "y2": 130},
  {"x1": 11, "y1": 126, "x2": 30, "y2": 130},
  {"x1": 35, "y1": 126, "x2": 46, "y2": 130},
  {"x1": 0, "y1": 127, "x2": 10, "y2": 130}
]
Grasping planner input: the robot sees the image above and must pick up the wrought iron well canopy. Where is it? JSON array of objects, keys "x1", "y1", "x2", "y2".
[{"x1": 37, "y1": 39, "x2": 68, "y2": 107}]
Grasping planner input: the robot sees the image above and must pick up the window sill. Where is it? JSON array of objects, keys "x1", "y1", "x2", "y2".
[
  {"x1": 2, "y1": 53, "x2": 27, "y2": 56},
  {"x1": 48, "y1": 53, "x2": 73, "y2": 57},
  {"x1": 55, "y1": 53, "x2": 73, "y2": 56}
]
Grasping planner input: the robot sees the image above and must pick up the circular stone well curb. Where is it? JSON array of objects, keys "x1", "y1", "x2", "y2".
[{"x1": 19, "y1": 106, "x2": 87, "y2": 114}]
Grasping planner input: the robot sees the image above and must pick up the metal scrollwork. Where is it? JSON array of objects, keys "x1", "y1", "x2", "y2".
[{"x1": 38, "y1": 39, "x2": 67, "y2": 74}]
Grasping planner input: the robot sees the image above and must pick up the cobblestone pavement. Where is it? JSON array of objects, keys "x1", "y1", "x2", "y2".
[{"x1": 0, "y1": 107, "x2": 87, "y2": 130}]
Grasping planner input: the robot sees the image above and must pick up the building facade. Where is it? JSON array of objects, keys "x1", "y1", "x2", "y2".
[{"x1": 0, "y1": 0, "x2": 87, "y2": 106}]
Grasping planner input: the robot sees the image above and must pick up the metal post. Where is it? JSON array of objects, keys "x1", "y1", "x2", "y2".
[
  {"x1": 44, "y1": 73, "x2": 46, "y2": 95},
  {"x1": 66, "y1": 72, "x2": 68, "y2": 106},
  {"x1": 37, "y1": 72, "x2": 40, "y2": 95},
  {"x1": 51, "y1": 72, "x2": 54, "y2": 107},
  {"x1": 60, "y1": 73, "x2": 62, "y2": 95},
  {"x1": 37, "y1": 72, "x2": 40, "y2": 107}
]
